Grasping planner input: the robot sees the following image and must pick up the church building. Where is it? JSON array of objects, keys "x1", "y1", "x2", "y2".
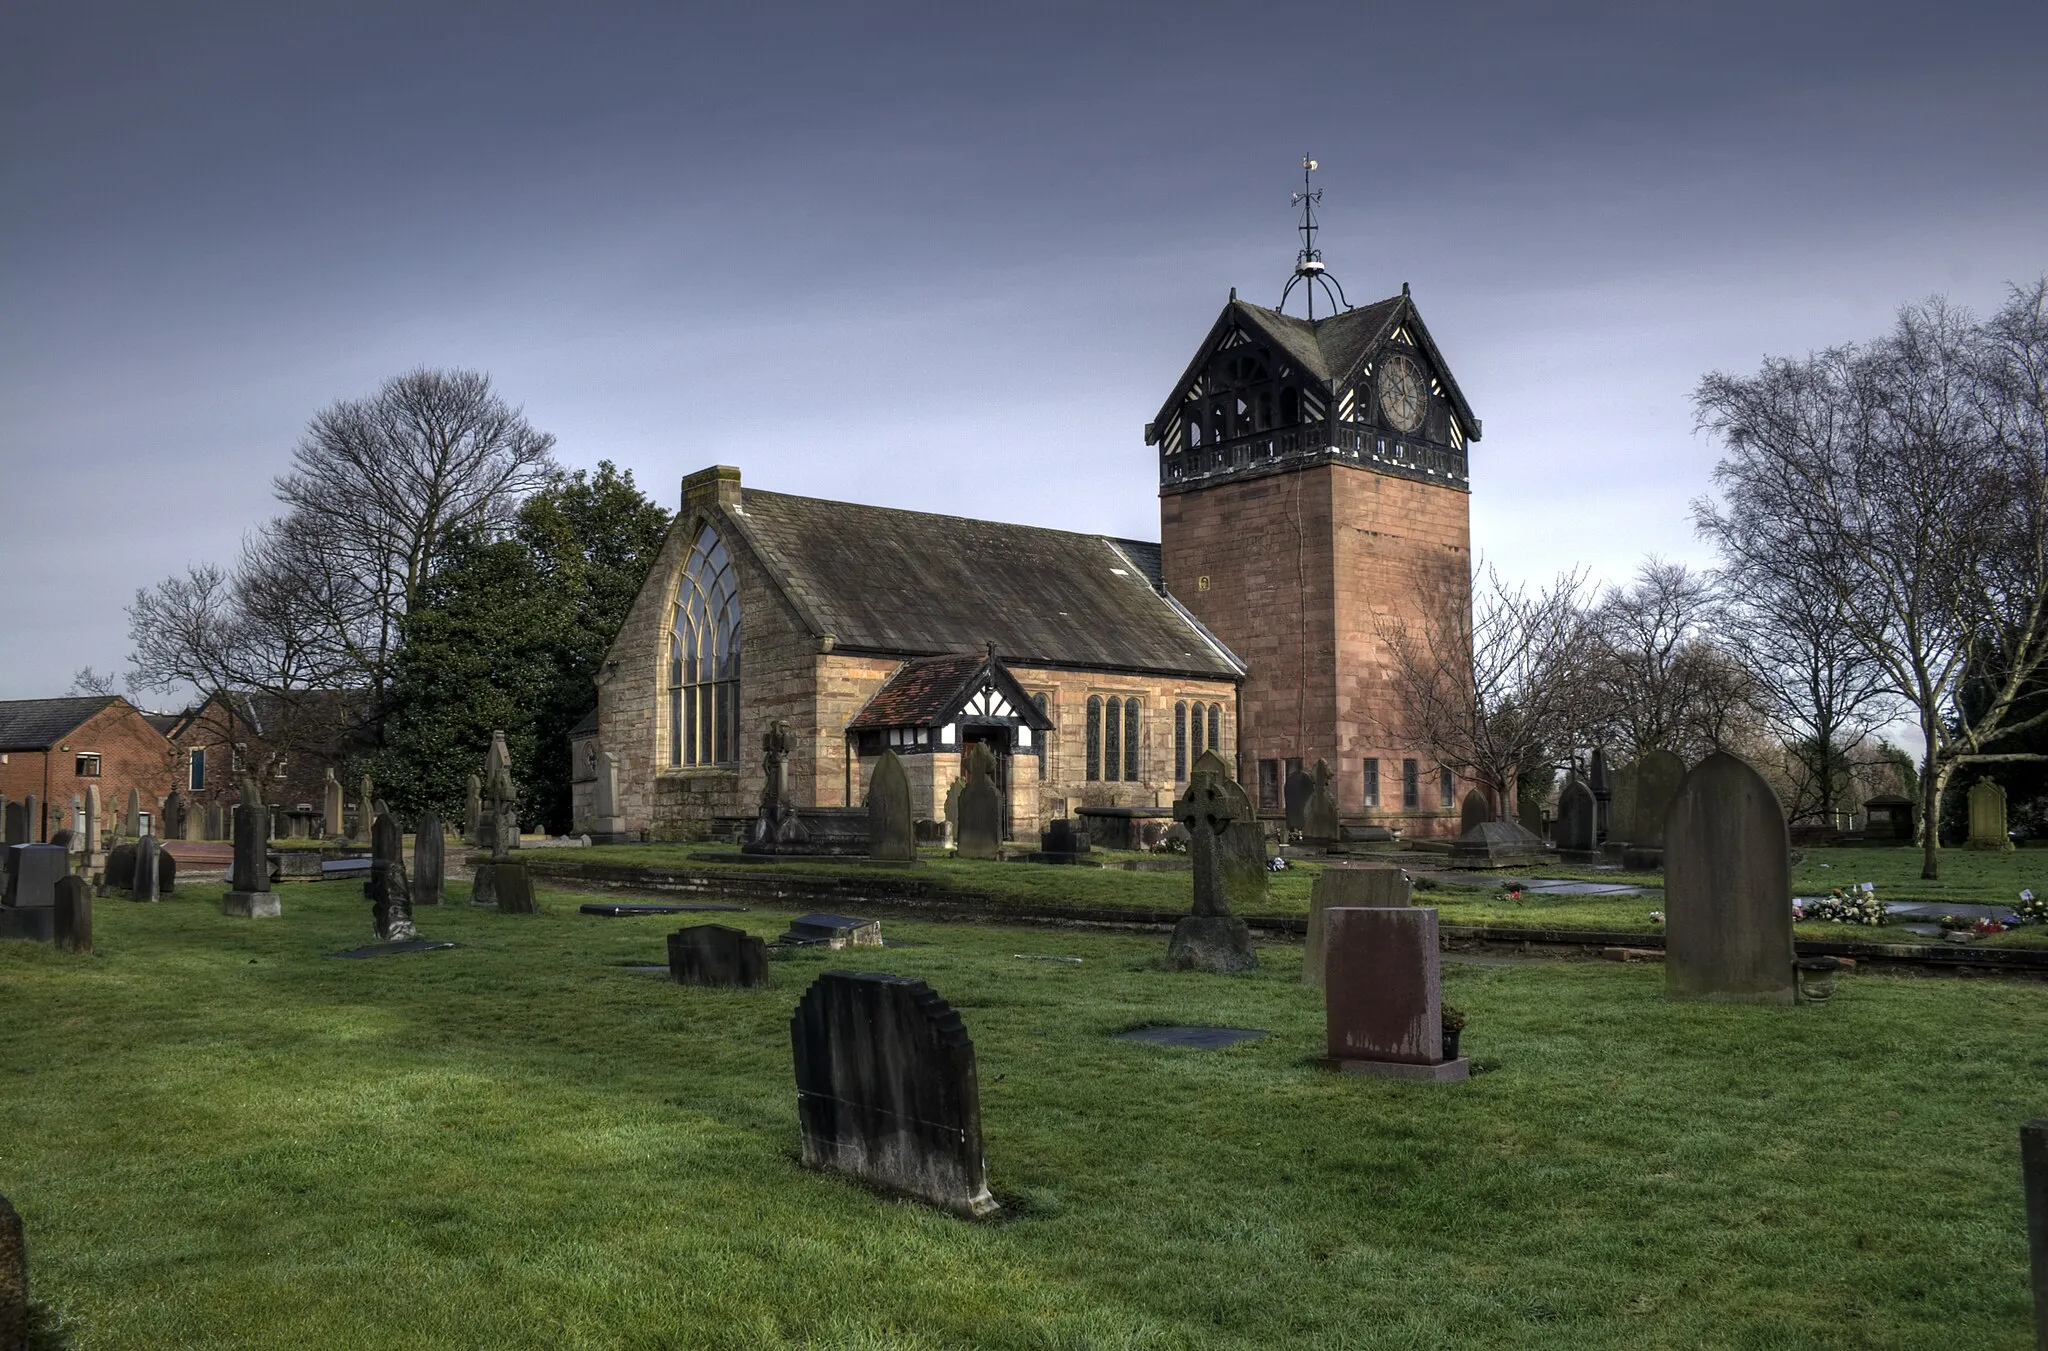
[{"x1": 582, "y1": 198, "x2": 1480, "y2": 842}]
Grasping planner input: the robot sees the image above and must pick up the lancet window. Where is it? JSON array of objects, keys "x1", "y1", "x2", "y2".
[{"x1": 668, "y1": 523, "x2": 741, "y2": 767}]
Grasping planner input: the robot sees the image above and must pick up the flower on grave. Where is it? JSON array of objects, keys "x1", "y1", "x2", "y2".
[
  {"x1": 1647, "y1": 910, "x2": 1665, "y2": 924},
  {"x1": 1973, "y1": 917, "x2": 2007, "y2": 935},
  {"x1": 1267, "y1": 856, "x2": 1290, "y2": 872},
  {"x1": 1801, "y1": 890, "x2": 1886, "y2": 925},
  {"x1": 2015, "y1": 890, "x2": 2047, "y2": 924}
]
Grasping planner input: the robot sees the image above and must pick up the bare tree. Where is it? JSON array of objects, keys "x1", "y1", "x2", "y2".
[
  {"x1": 67, "y1": 666, "x2": 121, "y2": 697},
  {"x1": 1695, "y1": 285, "x2": 2048, "y2": 878},
  {"x1": 1582, "y1": 558, "x2": 1753, "y2": 760},
  {"x1": 1379, "y1": 562, "x2": 1594, "y2": 821}
]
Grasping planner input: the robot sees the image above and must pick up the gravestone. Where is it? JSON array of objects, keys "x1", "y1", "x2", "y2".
[
  {"x1": 954, "y1": 742, "x2": 1002, "y2": 860},
  {"x1": 131, "y1": 835, "x2": 160, "y2": 902},
  {"x1": 369, "y1": 810, "x2": 418, "y2": 941},
  {"x1": 943, "y1": 778, "x2": 961, "y2": 839},
  {"x1": 47, "y1": 830, "x2": 72, "y2": 859},
  {"x1": 323, "y1": 768, "x2": 345, "y2": 838},
  {"x1": 1283, "y1": 766, "x2": 1314, "y2": 834},
  {"x1": 475, "y1": 736, "x2": 535, "y2": 910},
  {"x1": 163, "y1": 789, "x2": 188, "y2": 842},
  {"x1": 1302, "y1": 759, "x2": 1341, "y2": 846},
  {"x1": 2023, "y1": 1119, "x2": 2047, "y2": 1351},
  {"x1": 202, "y1": 800, "x2": 223, "y2": 843},
  {"x1": 1969, "y1": 779, "x2": 2014, "y2": 852},
  {"x1": 791, "y1": 970, "x2": 997, "y2": 1217},
  {"x1": 1304, "y1": 865, "x2": 1411, "y2": 987},
  {"x1": 867, "y1": 750, "x2": 916, "y2": 862},
  {"x1": 1590, "y1": 745, "x2": 1612, "y2": 840},
  {"x1": 1623, "y1": 749, "x2": 1685, "y2": 870},
  {"x1": 1, "y1": 846, "x2": 66, "y2": 944},
  {"x1": 780, "y1": 913, "x2": 882, "y2": 948},
  {"x1": 54, "y1": 875, "x2": 92, "y2": 954},
  {"x1": 1460, "y1": 788, "x2": 1489, "y2": 835},
  {"x1": 1604, "y1": 759, "x2": 1639, "y2": 861},
  {"x1": 413, "y1": 810, "x2": 444, "y2": 906},
  {"x1": 1554, "y1": 778, "x2": 1599, "y2": 862},
  {"x1": 593, "y1": 751, "x2": 626, "y2": 841},
  {"x1": 222, "y1": 778, "x2": 279, "y2": 918},
  {"x1": 465, "y1": 774, "x2": 483, "y2": 846},
  {"x1": 1038, "y1": 818, "x2": 1090, "y2": 861},
  {"x1": 22, "y1": 796, "x2": 38, "y2": 844},
  {"x1": 1167, "y1": 755, "x2": 1259, "y2": 973},
  {"x1": 156, "y1": 849, "x2": 177, "y2": 897},
  {"x1": 0, "y1": 1193, "x2": 21, "y2": 1351},
  {"x1": 1517, "y1": 787, "x2": 1546, "y2": 842},
  {"x1": 124, "y1": 787, "x2": 142, "y2": 839},
  {"x1": 83, "y1": 785, "x2": 100, "y2": 867},
  {"x1": 103, "y1": 843, "x2": 136, "y2": 894},
  {"x1": 0, "y1": 802, "x2": 22, "y2": 847},
  {"x1": 1665, "y1": 750, "x2": 1794, "y2": 1004},
  {"x1": 353, "y1": 774, "x2": 374, "y2": 844},
  {"x1": 1323, "y1": 906, "x2": 1468, "y2": 1081},
  {"x1": 667, "y1": 924, "x2": 769, "y2": 988}
]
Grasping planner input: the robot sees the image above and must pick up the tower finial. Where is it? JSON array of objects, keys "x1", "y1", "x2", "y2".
[{"x1": 1278, "y1": 154, "x2": 1351, "y2": 321}]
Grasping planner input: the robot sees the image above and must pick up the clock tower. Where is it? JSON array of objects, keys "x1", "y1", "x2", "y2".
[{"x1": 1150, "y1": 172, "x2": 1480, "y2": 829}]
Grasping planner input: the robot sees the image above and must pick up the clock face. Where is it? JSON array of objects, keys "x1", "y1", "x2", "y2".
[{"x1": 1377, "y1": 354, "x2": 1427, "y2": 434}]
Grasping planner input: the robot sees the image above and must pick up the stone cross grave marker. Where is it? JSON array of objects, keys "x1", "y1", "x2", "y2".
[
  {"x1": 1304, "y1": 865, "x2": 1410, "y2": 988},
  {"x1": 370, "y1": 809, "x2": 418, "y2": 941},
  {"x1": 131, "y1": 836, "x2": 160, "y2": 903},
  {"x1": 1665, "y1": 751, "x2": 1795, "y2": 1004},
  {"x1": 668, "y1": 924, "x2": 769, "y2": 988},
  {"x1": 1323, "y1": 906, "x2": 1468, "y2": 1081},
  {"x1": 1167, "y1": 756, "x2": 1259, "y2": 973},
  {"x1": 954, "y1": 741, "x2": 1002, "y2": 860},
  {"x1": 323, "y1": 769, "x2": 344, "y2": 839},
  {"x1": 54, "y1": 875, "x2": 91, "y2": 955},
  {"x1": 413, "y1": 810, "x2": 444, "y2": 906},
  {"x1": 222, "y1": 778, "x2": 279, "y2": 919},
  {"x1": 1969, "y1": 779, "x2": 2014, "y2": 852},
  {"x1": 791, "y1": 970, "x2": 997, "y2": 1217},
  {"x1": 1303, "y1": 758, "x2": 1341, "y2": 846},
  {"x1": 1554, "y1": 778, "x2": 1598, "y2": 862},
  {"x1": 867, "y1": 749, "x2": 916, "y2": 862}
]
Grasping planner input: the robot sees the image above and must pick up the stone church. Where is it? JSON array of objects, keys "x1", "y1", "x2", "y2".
[{"x1": 578, "y1": 282, "x2": 1478, "y2": 842}]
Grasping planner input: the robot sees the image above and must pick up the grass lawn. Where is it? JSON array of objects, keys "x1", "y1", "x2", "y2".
[{"x1": 3, "y1": 880, "x2": 2043, "y2": 1348}]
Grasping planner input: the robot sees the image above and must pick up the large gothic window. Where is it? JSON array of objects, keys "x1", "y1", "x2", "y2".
[{"x1": 669, "y1": 524, "x2": 740, "y2": 767}]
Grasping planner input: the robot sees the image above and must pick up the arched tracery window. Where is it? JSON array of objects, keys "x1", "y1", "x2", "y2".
[
  {"x1": 1207, "y1": 703, "x2": 1222, "y2": 756},
  {"x1": 669, "y1": 523, "x2": 740, "y2": 767},
  {"x1": 1104, "y1": 697, "x2": 1123, "y2": 782},
  {"x1": 1085, "y1": 696, "x2": 1102, "y2": 782}
]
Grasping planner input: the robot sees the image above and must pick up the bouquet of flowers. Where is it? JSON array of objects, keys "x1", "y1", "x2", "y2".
[
  {"x1": 1796, "y1": 886, "x2": 1887, "y2": 926},
  {"x1": 2016, "y1": 888, "x2": 2045, "y2": 925}
]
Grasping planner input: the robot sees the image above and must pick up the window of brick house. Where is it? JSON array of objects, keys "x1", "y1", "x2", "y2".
[
  {"x1": 75, "y1": 753, "x2": 101, "y2": 777},
  {"x1": 1258, "y1": 759, "x2": 1281, "y2": 810},
  {"x1": 188, "y1": 749, "x2": 204, "y2": 790},
  {"x1": 1402, "y1": 759, "x2": 1419, "y2": 810},
  {"x1": 1439, "y1": 767, "x2": 1455, "y2": 810},
  {"x1": 1362, "y1": 757, "x2": 1380, "y2": 808},
  {"x1": 669, "y1": 522, "x2": 741, "y2": 767}
]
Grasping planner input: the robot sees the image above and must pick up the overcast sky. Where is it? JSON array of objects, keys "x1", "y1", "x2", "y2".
[{"x1": 3, "y1": 0, "x2": 2043, "y2": 703}]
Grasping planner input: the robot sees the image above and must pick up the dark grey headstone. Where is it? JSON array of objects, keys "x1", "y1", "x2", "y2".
[
  {"x1": 1459, "y1": 788, "x2": 1489, "y2": 834},
  {"x1": 413, "y1": 811, "x2": 445, "y2": 906},
  {"x1": 0, "y1": 1192, "x2": 22, "y2": 1351},
  {"x1": 203, "y1": 801, "x2": 224, "y2": 842},
  {"x1": 1666, "y1": 751, "x2": 1795, "y2": 1004},
  {"x1": 163, "y1": 789, "x2": 187, "y2": 841},
  {"x1": 954, "y1": 743, "x2": 1001, "y2": 859},
  {"x1": 1517, "y1": 787, "x2": 1547, "y2": 842},
  {"x1": 667, "y1": 924, "x2": 769, "y2": 988},
  {"x1": 483, "y1": 860, "x2": 536, "y2": 914},
  {"x1": 223, "y1": 778, "x2": 278, "y2": 917},
  {"x1": 1039, "y1": 818, "x2": 1090, "y2": 858},
  {"x1": 370, "y1": 811, "x2": 418, "y2": 940},
  {"x1": 2024, "y1": 1119, "x2": 2047, "y2": 1351},
  {"x1": 54, "y1": 875, "x2": 92, "y2": 955},
  {"x1": 0, "y1": 803, "x2": 24, "y2": 847},
  {"x1": 867, "y1": 751, "x2": 916, "y2": 862},
  {"x1": 3, "y1": 845, "x2": 66, "y2": 910},
  {"x1": 1283, "y1": 768, "x2": 1314, "y2": 834},
  {"x1": 103, "y1": 842, "x2": 136, "y2": 893},
  {"x1": 131, "y1": 836, "x2": 160, "y2": 902},
  {"x1": 791, "y1": 971, "x2": 997, "y2": 1217},
  {"x1": 1302, "y1": 759, "x2": 1341, "y2": 846},
  {"x1": 47, "y1": 829, "x2": 73, "y2": 855},
  {"x1": 1554, "y1": 779, "x2": 1598, "y2": 860},
  {"x1": 157, "y1": 848, "x2": 176, "y2": 897},
  {"x1": 1624, "y1": 748, "x2": 1686, "y2": 869},
  {"x1": 781, "y1": 913, "x2": 881, "y2": 948},
  {"x1": 1114, "y1": 1025, "x2": 1267, "y2": 1050}
]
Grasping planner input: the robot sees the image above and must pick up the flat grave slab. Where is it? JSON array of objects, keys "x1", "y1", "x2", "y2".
[
  {"x1": 579, "y1": 902, "x2": 746, "y2": 918},
  {"x1": 328, "y1": 940, "x2": 458, "y2": 959},
  {"x1": 780, "y1": 913, "x2": 882, "y2": 948},
  {"x1": 1113, "y1": 1025, "x2": 1268, "y2": 1051}
]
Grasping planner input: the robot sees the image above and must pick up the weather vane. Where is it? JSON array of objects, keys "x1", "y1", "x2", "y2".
[{"x1": 1278, "y1": 154, "x2": 1351, "y2": 320}]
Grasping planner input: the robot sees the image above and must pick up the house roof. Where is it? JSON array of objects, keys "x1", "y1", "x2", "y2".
[
  {"x1": 717, "y1": 488, "x2": 1244, "y2": 680},
  {"x1": 847, "y1": 653, "x2": 1058, "y2": 732},
  {"x1": 0, "y1": 696, "x2": 125, "y2": 751},
  {"x1": 568, "y1": 707, "x2": 599, "y2": 737},
  {"x1": 141, "y1": 712, "x2": 183, "y2": 736}
]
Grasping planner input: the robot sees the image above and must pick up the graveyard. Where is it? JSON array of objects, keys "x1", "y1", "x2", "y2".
[{"x1": 1, "y1": 865, "x2": 2043, "y2": 1348}]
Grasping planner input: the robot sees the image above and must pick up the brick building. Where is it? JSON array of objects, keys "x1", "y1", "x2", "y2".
[
  {"x1": 586, "y1": 281, "x2": 1481, "y2": 841},
  {"x1": 168, "y1": 691, "x2": 368, "y2": 836},
  {"x1": 584, "y1": 468, "x2": 1244, "y2": 842},
  {"x1": 0, "y1": 696, "x2": 178, "y2": 841}
]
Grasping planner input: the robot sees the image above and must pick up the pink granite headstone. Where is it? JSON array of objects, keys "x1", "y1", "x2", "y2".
[{"x1": 1323, "y1": 906, "x2": 1468, "y2": 1082}]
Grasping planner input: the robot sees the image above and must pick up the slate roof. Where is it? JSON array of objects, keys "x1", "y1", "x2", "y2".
[
  {"x1": 141, "y1": 712, "x2": 183, "y2": 737},
  {"x1": 568, "y1": 707, "x2": 599, "y2": 737},
  {"x1": 721, "y1": 490, "x2": 1243, "y2": 680},
  {"x1": 846, "y1": 653, "x2": 1057, "y2": 732},
  {"x1": 0, "y1": 696, "x2": 123, "y2": 751}
]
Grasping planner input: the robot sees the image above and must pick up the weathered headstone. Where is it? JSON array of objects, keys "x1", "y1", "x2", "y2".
[
  {"x1": 464, "y1": 773, "x2": 483, "y2": 846},
  {"x1": 1283, "y1": 766, "x2": 1314, "y2": 834},
  {"x1": 222, "y1": 778, "x2": 279, "y2": 918},
  {"x1": 124, "y1": 787, "x2": 142, "y2": 839},
  {"x1": 1038, "y1": 818, "x2": 1090, "y2": 860},
  {"x1": 353, "y1": 774, "x2": 373, "y2": 844},
  {"x1": 593, "y1": 750, "x2": 625, "y2": 840},
  {"x1": 202, "y1": 800, "x2": 223, "y2": 843},
  {"x1": 1969, "y1": 779, "x2": 2014, "y2": 852},
  {"x1": 866, "y1": 750, "x2": 916, "y2": 862},
  {"x1": 1554, "y1": 778, "x2": 1599, "y2": 862},
  {"x1": 954, "y1": 742, "x2": 1002, "y2": 860},
  {"x1": 1302, "y1": 758, "x2": 1341, "y2": 846},
  {"x1": 103, "y1": 842, "x2": 136, "y2": 894},
  {"x1": 667, "y1": 924, "x2": 769, "y2": 987},
  {"x1": 163, "y1": 789, "x2": 187, "y2": 842},
  {"x1": 1323, "y1": 906, "x2": 1468, "y2": 1081},
  {"x1": 370, "y1": 810, "x2": 418, "y2": 941},
  {"x1": 0, "y1": 802, "x2": 22, "y2": 847},
  {"x1": 485, "y1": 732, "x2": 520, "y2": 855},
  {"x1": 780, "y1": 913, "x2": 882, "y2": 948},
  {"x1": 1517, "y1": 786, "x2": 1546, "y2": 842},
  {"x1": 1167, "y1": 755, "x2": 1259, "y2": 973},
  {"x1": 83, "y1": 784, "x2": 100, "y2": 868},
  {"x1": 323, "y1": 768, "x2": 345, "y2": 839},
  {"x1": 1604, "y1": 759, "x2": 1639, "y2": 860},
  {"x1": 1589, "y1": 745, "x2": 1612, "y2": 839},
  {"x1": 3, "y1": 844, "x2": 66, "y2": 909},
  {"x1": 21, "y1": 796, "x2": 38, "y2": 844},
  {"x1": 1304, "y1": 865, "x2": 1411, "y2": 987},
  {"x1": 942, "y1": 778, "x2": 961, "y2": 838},
  {"x1": 1622, "y1": 748, "x2": 1685, "y2": 870},
  {"x1": 156, "y1": 848, "x2": 177, "y2": 898},
  {"x1": 131, "y1": 835, "x2": 160, "y2": 903},
  {"x1": 1665, "y1": 750, "x2": 1795, "y2": 1004},
  {"x1": 413, "y1": 810, "x2": 444, "y2": 906},
  {"x1": 0, "y1": 1192, "x2": 22, "y2": 1351},
  {"x1": 2023, "y1": 1119, "x2": 2047, "y2": 1351},
  {"x1": 791, "y1": 970, "x2": 997, "y2": 1217},
  {"x1": 1459, "y1": 788, "x2": 1489, "y2": 835},
  {"x1": 54, "y1": 875, "x2": 92, "y2": 954}
]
